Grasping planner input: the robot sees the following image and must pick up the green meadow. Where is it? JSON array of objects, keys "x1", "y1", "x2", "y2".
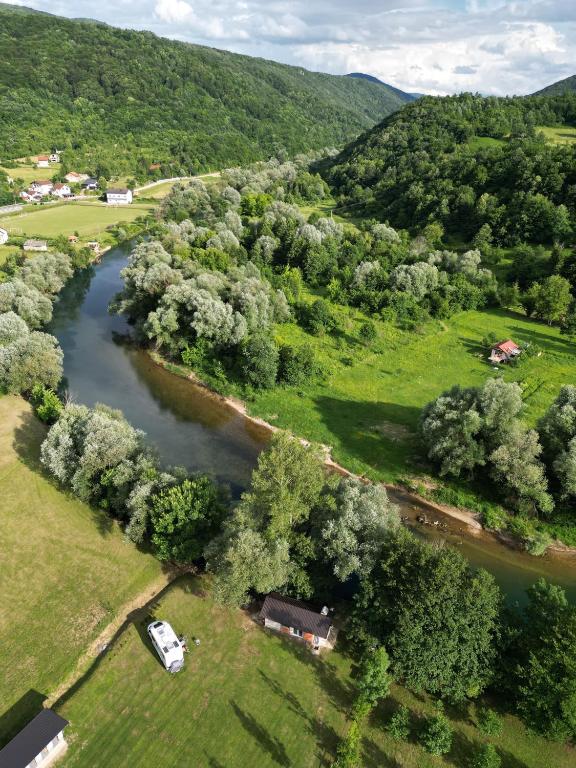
[
  {"x1": 537, "y1": 125, "x2": 576, "y2": 145},
  {"x1": 55, "y1": 576, "x2": 575, "y2": 768}
]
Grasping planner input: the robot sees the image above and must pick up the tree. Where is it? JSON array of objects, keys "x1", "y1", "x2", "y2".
[
  {"x1": 524, "y1": 276, "x2": 572, "y2": 325},
  {"x1": 469, "y1": 743, "x2": 501, "y2": 768},
  {"x1": 150, "y1": 476, "x2": 224, "y2": 563},
  {"x1": 321, "y1": 477, "x2": 400, "y2": 581},
  {"x1": 241, "y1": 333, "x2": 278, "y2": 389},
  {"x1": 351, "y1": 529, "x2": 502, "y2": 702},
  {"x1": 332, "y1": 719, "x2": 362, "y2": 768},
  {"x1": 30, "y1": 384, "x2": 63, "y2": 423},
  {"x1": 476, "y1": 707, "x2": 503, "y2": 737},
  {"x1": 510, "y1": 579, "x2": 576, "y2": 742},
  {"x1": 0, "y1": 330, "x2": 63, "y2": 393},
  {"x1": 355, "y1": 647, "x2": 391, "y2": 711},
  {"x1": 538, "y1": 385, "x2": 576, "y2": 498},
  {"x1": 419, "y1": 708, "x2": 453, "y2": 756}
]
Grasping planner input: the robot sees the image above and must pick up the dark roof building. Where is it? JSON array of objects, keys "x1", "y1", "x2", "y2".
[
  {"x1": 260, "y1": 593, "x2": 333, "y2": 640},
  {"x1": 0, "y1": 709, "x2": 68, "y2": 768}
]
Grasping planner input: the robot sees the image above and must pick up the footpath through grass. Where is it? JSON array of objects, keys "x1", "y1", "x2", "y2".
[
  {"x1": 56, "y1": 576, "x2": 575, "y2": 768},
  {"x1": 0, "y1": 396, "x2": 163, "y2": 746},
  {"x1": 242, "y1": 304, "x2": 576, "y2": 484}
]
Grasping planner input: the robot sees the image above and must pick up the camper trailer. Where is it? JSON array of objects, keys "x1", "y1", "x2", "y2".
[{"x1": 147, "y1": 620, "x2": 185, "y2": 673}]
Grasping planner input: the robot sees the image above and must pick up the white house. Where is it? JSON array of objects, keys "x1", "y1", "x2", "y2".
[
  {"x1": 0, "y1": 228, "x2": 8, "y2": 245},
  {"x1": 30, "y1": 180, "x2": 53, "y2": 196},
  {"x1": 36, "y1": 155, "x2": 50, "y2": 168},
  {"x1": 260, "y1": 593, "x2": 336, "y2": 652},
  {"x1": 51, "y1": 183, "x2": 72, "y2": 198},
  {"x1": 23, "y1": 239, "x2": 48, "y2": 252},
  {"x1": 82, "y1": 177, "x2": 98, "y2": 191},
  {"x1": 0, "y1": 709, "x2": 68, "y2": 768},
  {"x1": 49, "y1": 152, "x2": 60, "y2": 163},
  {"x1": 106, "y1": 188, "x2": 133, "y2": 205}
]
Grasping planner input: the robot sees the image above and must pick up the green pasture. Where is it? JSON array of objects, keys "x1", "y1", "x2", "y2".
[
  {"x1": 0, "y1": 201, "x2": 153, "y2": 239},
  {"x1": 1, "y1": 162, "x2": 62, "y2": 183},
  {"x1": 244, "y1": 302, "x2": 576, "y2": 483},
  {"x1": 537, "y1": 125, "x2": 576, "y2": 145},
  {"x1": 0, "y1": 397, "x2": 163, "y2": 747},
  {"x1": 56, "y1": 576, "x2": 575, "y2": 768}
]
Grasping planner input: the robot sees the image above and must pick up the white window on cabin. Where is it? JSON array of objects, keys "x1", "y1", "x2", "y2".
[{"x1": 291, "y1": 627, "x2": 303, "y2": 637}]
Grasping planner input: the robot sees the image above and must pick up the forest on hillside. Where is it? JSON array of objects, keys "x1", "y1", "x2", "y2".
[
  {"x1": 325, "y1": 92, "x2": 576, "y2": 245},
  {"x1": 0, "y1": 4, "x2": 408, "y2": 179}
]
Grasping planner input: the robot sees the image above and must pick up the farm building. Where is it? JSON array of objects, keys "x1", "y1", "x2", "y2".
[
  {"x1": 82, "y1": 177, "x2": 98, "y2": 190},
  {"x1": 0, "y1": 709, "x2": 68, "y2": 768},
  {"x1": 23, "y1": 239, "x2": 48, "y2": 252},
  {"x1": 106, "y1": 188, "x2": 133, "y2": 205},
  {"x1": 489, "y1": 339, "x2": 521, "y2": 364},
  {"x1": 260, "y1": 593, "x2": 336, "y2": 652},
  {"x1": 0, "y1": 227, "x2": 8, "y2": 245},
  {"x1": 36, "y1": 155, "x2": 50, "y2": 168}
]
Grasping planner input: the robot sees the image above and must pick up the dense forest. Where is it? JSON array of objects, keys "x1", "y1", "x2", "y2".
[
  {"x1": 0, "y1": 3, "x2": 409, "y2": 178},
  {"x1": 535, "y1": 74, "x2": 576, "y2": 96},
  {"x1": 324, "y1": 92, "x2": 576, "y2": 245}
]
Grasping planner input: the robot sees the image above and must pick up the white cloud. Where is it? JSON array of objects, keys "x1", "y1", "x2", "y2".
[{"x1": 154, "y1": 0, "x2": 193, "y2": 24}]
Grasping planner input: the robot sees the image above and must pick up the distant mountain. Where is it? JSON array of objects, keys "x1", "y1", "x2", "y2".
[
  {"x1": 346, "y1": 72, "x2": 415, "y2": 102},
  {"x1": 533, "y1": 75, "x2": 576, "y2": 96},
  {"x1": 0, "y1": 3, "x2": 408, "y2": 177}
]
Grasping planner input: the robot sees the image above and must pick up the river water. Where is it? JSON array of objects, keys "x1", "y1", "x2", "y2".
[{"x1": 48, "y1": 242, "x2": 576, "y2": 604}]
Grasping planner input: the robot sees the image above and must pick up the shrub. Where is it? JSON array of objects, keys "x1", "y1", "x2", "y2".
[
  {"x1": 30, "y1": 383, "x2": 63, "y2": 424},
  {"x1": 476, "y1": 707, "x2": 503, "y2": 737},
  {"x1": 469, "y1": 743, "x2": 501, "y2": 768},
  {"x1": 298, "y1": 298, "x2": 336, "y2": 335},
  {"x1": 419, "y1": 710, "x2": 453, "y2": 756},
  {"x1": 386, "y1": 704, "x2": 410, "y2": 741},
  {"x1": 359, "y1": 320, "x2": 377, "y2": 343},
  {"x1": 241, "y1": 333, "x2": 278, "y2": 389},
  {"x1": 278, "y1": 343, "x2": 317, "y2": 386}
]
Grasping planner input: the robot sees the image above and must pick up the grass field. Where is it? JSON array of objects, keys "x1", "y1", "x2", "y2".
[
  {"x1": 238, "y1": 303, "x2": 576, "y2": 484},
  {"x1": 0, "y1": 162, "x2": 62, "y2": 183},
  {"x1": 55, "y1": 576, "x2": 575, "y2": 768},
  {"x1": 0, "y1": 396, "x2": 163, "y2": 747},
  {"x1": 537, "y1": 125, "x2": 576, "y2": 145},
  {"x1": 0, "y1": 201, "x2": 153, "y2": 239},
  {"x1": 468, "y1": 135, "x2": 507, "y2": 150}
]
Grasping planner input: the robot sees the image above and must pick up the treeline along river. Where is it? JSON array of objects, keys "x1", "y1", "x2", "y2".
[{"x1": 48, "y1": 242, "x2": 576, "y2": 604}]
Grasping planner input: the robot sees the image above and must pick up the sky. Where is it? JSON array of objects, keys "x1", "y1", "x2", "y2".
[{"x1": 6, "y1": 0, "x2": 576, "y2": 95}]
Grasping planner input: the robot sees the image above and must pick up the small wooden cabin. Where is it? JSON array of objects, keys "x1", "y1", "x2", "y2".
[{"x1": 259, "y1": 593, "x2": 336, "y2": 652}]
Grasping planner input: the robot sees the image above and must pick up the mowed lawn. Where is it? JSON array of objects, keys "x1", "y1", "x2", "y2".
[
  {"x1": 0, "y1": 201, "x2": 153, "y2": 238},
  {"x1": 56, "y1": 576, "x2": 575, "y2": 768},
  {"x1": 537, "y1": 125, "x2": 576, "y2": 145},
  {"x1": 247, "y1": 305, "x2": 576, "y2": 482},
  {"x1": 0, "y1": 162, "x2": 62, "y2": 183},
  {"x1": 0, "y1": 397, "x2": 163, "y2": 745}
]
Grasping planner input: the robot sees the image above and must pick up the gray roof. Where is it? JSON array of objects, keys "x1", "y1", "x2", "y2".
[
  {"x1": 0, "y1": 710, "x2": 68, "y2": 768},
  {"x1": 107, "y1": 188, "x2": 130, "y2": 195},
  {"x1": 260, "y1": 593, "x2": 333, "y2": 639}
]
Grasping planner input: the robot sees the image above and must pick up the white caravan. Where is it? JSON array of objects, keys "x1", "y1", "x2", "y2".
[{"x1": 147, "y1": 620, "x2": 185, "y2": 673}]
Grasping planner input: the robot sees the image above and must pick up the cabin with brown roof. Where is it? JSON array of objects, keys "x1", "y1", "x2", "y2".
[
  {"x1": 489, "y1": 339, "x2": 521, "y2": 364},
  {"x1": 259, "y1": 593, "x2": 336, "y2": 652}
]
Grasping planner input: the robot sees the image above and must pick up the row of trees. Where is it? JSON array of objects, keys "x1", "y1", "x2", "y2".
[
  {"x1": 421, "y1": 379, "x2": 576, "y2": 524},
  {"x1": 0, "y1": 250, "x2": 77, "y2": 393}
]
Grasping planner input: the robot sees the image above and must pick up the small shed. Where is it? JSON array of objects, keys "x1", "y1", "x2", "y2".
[
  {"x1": 0, "y1": 709, "x2": 68, "y2": 768},
  {"x1": 489, "y1": 339, "x2": 521, "y2": 364},
  {"x1": 259, "y1": 593, "x2": 336, "y2": 651}
]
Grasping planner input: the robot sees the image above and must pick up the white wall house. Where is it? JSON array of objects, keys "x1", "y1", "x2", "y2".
[
  {"x1": 106, "y1": 188, "x2": 133, "y2": 205},
  {"x1": 49, "y1": 152, "x2": 60, "y2": 163},
  {"x1": 0, "y1": 709, "x2": 68, "y2": 768},
  {"x1": 0, "y1": 228, "x2": 8, "y2": 245},
  {"x1": 23, "y1": 239, "x2": 48, "y2": 252},
  {"x1": 30, "y1": 180, "x2": 53, "y2": 196},
  {"x1": 51, "y1": 183, "x2": 72, "y2": 198},
  {"x1": 36, "y1": 155, "x2": 50, "y2": 168},
  {"x1": 260, "y1": 594, "x2": 336, "y2": 652}
]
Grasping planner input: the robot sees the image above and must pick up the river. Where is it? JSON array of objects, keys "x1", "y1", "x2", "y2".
[{"x1": 48, "y1": 242, "x2": 576, "y2": 604}]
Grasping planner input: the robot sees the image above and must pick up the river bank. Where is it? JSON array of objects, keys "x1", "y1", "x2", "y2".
[{"x1": 149, "y1": 351, "x2": 576, "y2": 560}]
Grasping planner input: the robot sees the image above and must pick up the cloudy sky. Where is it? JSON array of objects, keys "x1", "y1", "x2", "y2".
[{"x1": 8, "y1": 0, "x2": 576, "y2": 95}]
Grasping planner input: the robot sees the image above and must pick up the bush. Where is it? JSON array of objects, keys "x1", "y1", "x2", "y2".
[
  {"x1": 278, "y1": 343, "x2": 317, "y2": 386},
  {"x1": 241, "y1": 333, "x2": 278, "y2": 389},
  {"x1": 419, "y1": 711, "x2": 453, "y2": 756},
  {"x1": 298, "y1": 299, "x2": 336, "y2": 335},
  {"x1": 476, "y1": 707, "x2": 503, "y2": 737},
  {"x1": 482, "y1": 506, "x2": 508, "y2": 532},
  {"x1": 386, "y1": 704, "x2": 410, "y2": 741},
  {"x1": 359, "y1": 320, "x2": 377, "y2": 343},
  {"x1": 469, "y1": 743, "x2": 501, "y2": 768},
  {"x1": 30, "y1": 383, "x2": 63, "y2": 424}
]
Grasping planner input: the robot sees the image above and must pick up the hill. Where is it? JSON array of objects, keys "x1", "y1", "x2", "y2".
[
  {"x1": 534, "y1": 75, "x2": 576, "y2": 96},
  {"x1": 0, "y1": 3, "x2": 408, "y2": 178},
  {"x1": 324, "y1": 92, "x2": 576, "y2": 245},
  {"x1": 346, "y1": 72, "x2": 415, "y2": 101}
]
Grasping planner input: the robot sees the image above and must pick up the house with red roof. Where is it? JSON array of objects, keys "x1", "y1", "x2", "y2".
[
  {"x1": 36, "y1": 155, "x2": 50, "y2": 168},
  {"x1": 489, "y1": 339, "x2": 521, "y2": 364}
]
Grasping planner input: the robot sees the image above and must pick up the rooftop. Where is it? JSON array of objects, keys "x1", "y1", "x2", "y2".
[
  {"x1": 493, "y1": 339, "x2": 520, "y2": 353},
  {"x1": 107, "y1": 188, "x2": 130, "y2": 194},
  {"x1": 260, "y1": 594, "x2": 333, "y2": 639},
  {"x1": 0, "y1": 709, "x2": 68, "y2": 768}
]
